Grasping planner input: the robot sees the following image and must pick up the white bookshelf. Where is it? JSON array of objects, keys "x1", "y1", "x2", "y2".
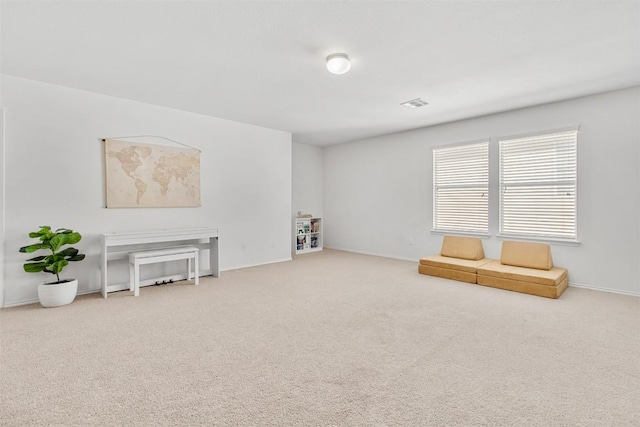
[{"x1": 295, "y1": 217, "x2": 322, "y2": 254}]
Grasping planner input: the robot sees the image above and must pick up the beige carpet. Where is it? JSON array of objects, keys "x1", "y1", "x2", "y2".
[{"x1": 1, "y1": 249, "x2": 639, "y2": 426}]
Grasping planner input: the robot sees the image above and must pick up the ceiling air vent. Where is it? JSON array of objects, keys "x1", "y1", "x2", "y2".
[{"x1": 401, "y1": 98, "x2": 429, "y2": 109}]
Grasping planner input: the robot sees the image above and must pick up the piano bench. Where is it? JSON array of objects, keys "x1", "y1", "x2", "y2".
[{"x1": 128, "y1": 246, "x2": 199, "y2": 296}]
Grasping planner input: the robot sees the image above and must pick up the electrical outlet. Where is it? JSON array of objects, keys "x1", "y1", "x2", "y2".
[
  {"x1": 407, "y1": 238, "x2": 414, "y2": 246},
  {"x1": 241, "y1": 243, "x2": 246, "y2": 251}
]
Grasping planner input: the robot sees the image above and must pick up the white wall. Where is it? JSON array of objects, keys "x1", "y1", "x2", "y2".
[
  {"x1": 1, "y1": 2, "x2": 5, "y2": 307},
  {"x1": 292, "y1": 142, "x2": 323, "y2": 218},
  {"x1": 291, "y1": 142, "x2": 323, "y2": 255},
  {"x1": 0, "y1": 108, "x2": 5, "y2": 308},
  {"x1": 324, "y1": 87, "x2": 640, "y2": 295},
  {"x1": 2, "y1": 76, "x2": 292, "y2": 306}
]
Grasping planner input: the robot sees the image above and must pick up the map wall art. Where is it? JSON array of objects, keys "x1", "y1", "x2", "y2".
[{"x1": 104, "y1": 139, "x2": 201, "y2": 208}]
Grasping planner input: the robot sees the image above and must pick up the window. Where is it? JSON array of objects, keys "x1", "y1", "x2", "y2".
[
  {"x1": 499, "y1": 130, "x2": 577, "y2": 240},
  {"x1": 433, "y1": 141, "x2": 489, "y2": 234}
]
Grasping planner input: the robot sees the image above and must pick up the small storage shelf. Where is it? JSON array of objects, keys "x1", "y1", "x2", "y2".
[{"x1": 295, "y1": 217, "x2": 322, "y2": 254}]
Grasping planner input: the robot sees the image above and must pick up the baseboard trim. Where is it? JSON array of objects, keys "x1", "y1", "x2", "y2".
[
  {"x1": 2, "y1": 288, "x2": 101, "y2": 308},
  {"x1": 324, "y1": 246, "x2": 417, "y2": 262},
  {"x1": 221, "y1": 257, "x2": 292, "y2": 273},
  {"x1": 568, "y1": 281, "x2": 639, "y2": 297}
]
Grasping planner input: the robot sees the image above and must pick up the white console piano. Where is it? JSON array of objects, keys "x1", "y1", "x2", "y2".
[{"x1": 101, "y1": 227, "x2": 219, "y2": 298}]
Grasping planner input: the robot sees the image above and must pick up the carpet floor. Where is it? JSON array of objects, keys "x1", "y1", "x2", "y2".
[{"x1": 1, "y1": 249, "x2": 639, "y2": 426}]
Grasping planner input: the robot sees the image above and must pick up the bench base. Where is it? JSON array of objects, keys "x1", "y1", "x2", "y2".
[
  {"x1": 418, "y1": 264, "x2": 477, "y2": 284},
  {"x1": 476, "y1": 259, "x2": 568, "y2": 299},
  {"x1": 477, "y1": 275, "x2": 568, "y2": 299},
  {"x1": 418, "y1": 256, "x2": 492, "y2": 284}
]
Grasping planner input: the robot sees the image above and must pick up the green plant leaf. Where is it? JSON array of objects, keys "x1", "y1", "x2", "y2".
[
  {"x1": 68, "y1": 254, "x2": 86, "y2": 262},
  {"x1": 66, "y1": 232, "x2": 82, "y2": 244},
  {"x1": 50, "y1": 259, "x2": 69, "y2": 274},
  {"x1": 24, "y1": 262, "x2": 46, "y2": 273},
  {"x1": 25, "y1": 255, "x2": 47, "y2": 262},
  {"x1": 49, "y1": 232, "x2": 82, "y2": 252},
  {"x1": 57, "y1": 247, "x2": 78, "y2": 258},
  {"x1": 28, "y1": 226, "x2": 51, "y2": 238},
  {"x1": 48, "y1": 235, "x2": 64, "y2": 252},
  {"x1": 19, "y1": 243, "x2": 50, "y2": 253}
]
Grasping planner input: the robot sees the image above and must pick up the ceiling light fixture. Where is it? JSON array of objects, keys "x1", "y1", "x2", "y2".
[{"x1": 326, "y1": 53, "x2": 351, "y2": 75}]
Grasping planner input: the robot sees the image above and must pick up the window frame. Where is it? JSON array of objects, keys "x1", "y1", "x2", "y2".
[
  {"x1": 432, "y1": 140, "x2": 490, "y2": 236},
  {"x1": 497, "y1": 128, "x2": 579, "y2": 243}
]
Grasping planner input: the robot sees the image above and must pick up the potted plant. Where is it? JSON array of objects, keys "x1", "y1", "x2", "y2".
[{"x1": 19, "y1": 226, "x2": 86, "y2": 307}]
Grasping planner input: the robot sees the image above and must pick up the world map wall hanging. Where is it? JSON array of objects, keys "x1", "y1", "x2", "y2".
[{"x1": 104, "y1": 138, "x2": 201, "y2": 208}]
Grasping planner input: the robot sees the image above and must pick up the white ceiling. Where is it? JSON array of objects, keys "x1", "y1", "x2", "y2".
[{"x1": 2, "y1": 1, "x2": 639, "y2": 146}]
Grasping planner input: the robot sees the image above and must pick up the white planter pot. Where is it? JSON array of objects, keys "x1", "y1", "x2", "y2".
[{"x1": 37, "y1": 279, "x2": 78, "y2": 308}]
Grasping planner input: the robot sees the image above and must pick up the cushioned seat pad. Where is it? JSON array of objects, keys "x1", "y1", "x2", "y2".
[
  {"x1": 418, "y1": 264, "x2": 477, "y2": 284},
  {"x1": 477, "y1": 260, "x2": 567, "y2": 286},
  {"x1": 477, "y1": 275, "x2": 568, "y2": 299},
  {"x1": 477, "y1": 259, "x2": 568, "y2": 299},
  {"x1": 419, "y1": 255, "x2": 492, "y2": 273}
]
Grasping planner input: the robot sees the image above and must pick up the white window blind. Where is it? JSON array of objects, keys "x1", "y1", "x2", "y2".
[
  {"x1": 499, "y1": 130, "x2": 577, "y2": 240},
  {"x1": 433, "y1": 141, "x2": 489, "y2": 233}
]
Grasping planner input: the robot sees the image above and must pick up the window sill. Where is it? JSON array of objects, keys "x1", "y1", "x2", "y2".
[
  {"x1": 431, "y1": 229, "x2": 491, "y2": 239},
  {"x1": 497, "y1": 234, "x2": 581, "y2": 246}
]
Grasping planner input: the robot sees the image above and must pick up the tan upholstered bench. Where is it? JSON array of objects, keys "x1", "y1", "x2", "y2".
[
  {"x1": 477, "y1": 240, "x2": 568, "y2": 299},
  {"x1": 419, "y1": 235, "x2": 491, "y2": 284}
]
